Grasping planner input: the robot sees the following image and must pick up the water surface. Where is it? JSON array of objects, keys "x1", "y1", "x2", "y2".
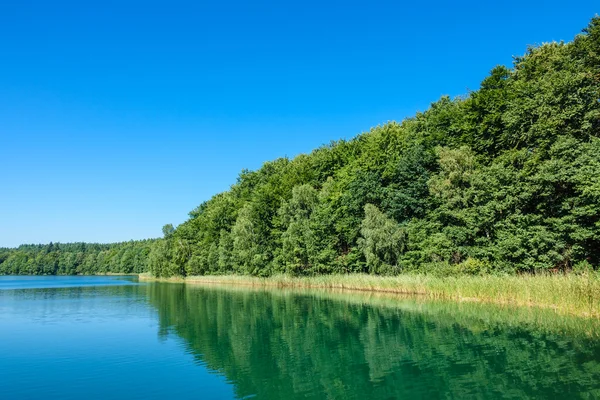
[{"x1": 1, "y1": 276, "x2": 599, "y2": 399}]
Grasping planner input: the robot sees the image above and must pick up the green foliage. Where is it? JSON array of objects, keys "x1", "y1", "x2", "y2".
[
  {"x1": 231, "y1": 203, "x2": 267, "y2": 275},
  {"x1": 162, "y1": 224, "x2": 175, "y2": 238},
  {"x1": 278, "y1": 184, "x2": 319, "y2": 274},
  {"x1": 0, "y1": 240, "x2": 154, "y2": 276},
  {"x1": 358, "y1": 204, "x2": 406, "y2": 274},
  {"x1": 145, "y1": 16, "x2": 600, "y2": 278}
]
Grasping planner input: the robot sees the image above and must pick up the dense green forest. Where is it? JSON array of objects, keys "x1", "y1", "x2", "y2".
[
  {"x1": 149, "y1": 17, "x2": 600, "y2": 277},
  {"x1": 3, "y1": 17, "x2": 600, "y2": 278},
  {"x1": 0, "y1": 240, "x2": 154, "y2": 275}
]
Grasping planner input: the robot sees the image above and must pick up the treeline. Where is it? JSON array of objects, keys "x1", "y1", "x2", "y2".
[
  {"x1": 149, "y1": 17, "x2": 600, "y2": 277},
  {"x1": 0, "y1": 240, "x2": 154, "y2": 275}
]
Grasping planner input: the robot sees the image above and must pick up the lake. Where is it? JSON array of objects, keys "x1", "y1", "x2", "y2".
[{"x1": 1, "y1": 276, "x2": 599, "y2": 399}]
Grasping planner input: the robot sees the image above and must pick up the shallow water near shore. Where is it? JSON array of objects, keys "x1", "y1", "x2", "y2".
[{"x1": 1, "y1": 275, "x2": 599, "y2": 399}]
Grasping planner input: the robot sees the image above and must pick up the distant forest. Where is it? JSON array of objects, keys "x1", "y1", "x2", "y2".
[
  {"x1": 0, "y1": 241, "x2": 154, "y2": 275},
  {"x1": 3, "y1": 17, "x2": 600, "y2": 277}
]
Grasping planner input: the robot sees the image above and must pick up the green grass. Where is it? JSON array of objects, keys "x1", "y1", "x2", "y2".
[{"x1": 139, "y1": 272, "x2": 600, "y2": 318}]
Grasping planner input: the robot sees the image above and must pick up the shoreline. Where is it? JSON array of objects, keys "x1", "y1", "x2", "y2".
[{"x1": 138, "y1": 273, "x2": 600, "y2": 319}]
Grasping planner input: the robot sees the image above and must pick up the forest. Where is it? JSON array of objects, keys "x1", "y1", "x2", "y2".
[
  {"x1": 2, "y1": 17, "x2": 600, "y2": 278},
  {"x1": 0, "y1": 241, "x2": 153, "y2": 275},
  {"x1": 148, "y1": 17, "x2": 600, "y2": 277}
]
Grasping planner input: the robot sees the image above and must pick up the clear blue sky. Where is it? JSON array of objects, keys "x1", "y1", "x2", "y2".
[{"x1": 0, "y1": 1, "x2": 597, "y2": 247}]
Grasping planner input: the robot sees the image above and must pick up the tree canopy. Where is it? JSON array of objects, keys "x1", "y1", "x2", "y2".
[
  {"x1": 146, "y1": 17, "x2": 600, "y2": 278},
  {"x1": 3, "y1": 17, "x2": 600, "y2": 277},
  {"x1": 0, "y1": 240, "x2": 154, "y2": 275}
]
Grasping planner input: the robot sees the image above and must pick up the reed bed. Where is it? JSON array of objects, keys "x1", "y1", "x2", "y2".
[{"x1": 139, "y1": 272, "x2": 600, "y2": 318}]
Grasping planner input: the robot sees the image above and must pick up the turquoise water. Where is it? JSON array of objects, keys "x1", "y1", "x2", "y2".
[{"x1": 1, "y1": 276, "x2": 600, "y2": 399}]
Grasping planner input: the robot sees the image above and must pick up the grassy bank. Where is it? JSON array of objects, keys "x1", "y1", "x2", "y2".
[
  {"x1": 139, "y1": 272, "x2": 600, "y2": 318},
  {"x1": 154, "y1": 282, "x2": 600, "y2": 338}
]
